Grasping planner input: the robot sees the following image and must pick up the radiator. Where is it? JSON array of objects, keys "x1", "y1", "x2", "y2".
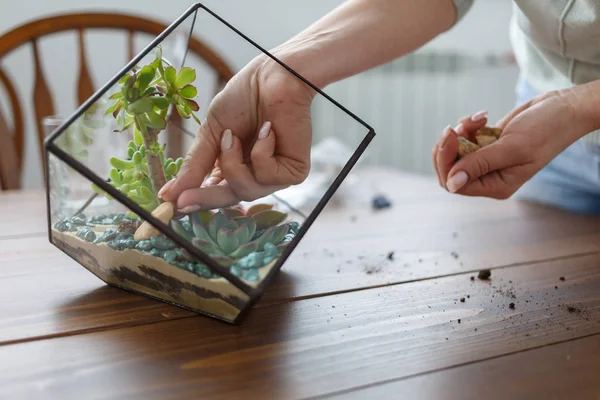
[{"x1": 311, "y1": 51, "x2": 520, "y2": 176}]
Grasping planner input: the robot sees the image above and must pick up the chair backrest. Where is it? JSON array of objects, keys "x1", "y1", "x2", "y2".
[{"x1": 0, "y1": 12, "x2": 235, "y2": 190}]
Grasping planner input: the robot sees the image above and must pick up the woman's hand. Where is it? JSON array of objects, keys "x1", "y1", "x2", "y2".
[
  {"x1": 432, "y1": 89, "x2": 598, "y2": 199},
  {"x1": 158, "y1": 55, "x2": 316, "y2": 212}
]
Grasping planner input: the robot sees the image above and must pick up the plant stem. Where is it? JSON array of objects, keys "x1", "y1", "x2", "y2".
[{"x1": 135, "y1": 116, "x2": 167, "y2": 202}]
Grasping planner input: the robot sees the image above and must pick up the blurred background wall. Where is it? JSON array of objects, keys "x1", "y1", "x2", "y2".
[{"x1": 0, "y1": 0, "x2": 517, "y2": 189}]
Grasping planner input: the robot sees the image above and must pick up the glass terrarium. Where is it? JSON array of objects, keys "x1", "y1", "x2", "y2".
[{"x1": 44, "y1": 3, "x2": 375, "y2": 323}]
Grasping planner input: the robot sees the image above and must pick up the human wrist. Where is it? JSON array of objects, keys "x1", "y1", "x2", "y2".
[
  {"x1": 566, "y1": 80, "x2": 600, "y2": 137},
  {"x1": 267, "y1": 35, "x2": 336, "y2": 90}
]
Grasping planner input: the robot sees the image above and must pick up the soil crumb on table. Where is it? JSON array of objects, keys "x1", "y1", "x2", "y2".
[
  {"x1": 460, "y1": 297, "x2": 465, "y2": 303},
  {"x1": 509, "y1": 302, "x2": 515, "y2": 309},
  {"x1": 559, "y1": 276, "x2": 566, "y2": 281},
  {"x1": 478, "y1": 269, "x2": 491, "y2": 280},
  {"x1": 387, "y1": 251, "x2": 395, "y2": 261}
]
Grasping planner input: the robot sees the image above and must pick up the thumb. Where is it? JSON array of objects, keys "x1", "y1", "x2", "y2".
[
  {"x1": 158, "y1": 121, "x2": 220, "y2": 202},
  {"x1": 445, "y1": 138, "x2": 524, "y2": 198}
]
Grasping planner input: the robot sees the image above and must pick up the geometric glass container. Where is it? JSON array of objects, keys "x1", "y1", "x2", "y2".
[{"x1": 44, "y1": 3, "x2": 375, "y2": 324}]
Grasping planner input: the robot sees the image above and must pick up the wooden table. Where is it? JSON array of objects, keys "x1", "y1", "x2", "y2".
[{"x1": 2, "y1": 168, "x2": 600, "y2": 399}]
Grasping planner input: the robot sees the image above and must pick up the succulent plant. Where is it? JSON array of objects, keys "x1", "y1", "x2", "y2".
[
  {"x1": 93, "y1": 47, "x2": 201, "y2": 214},
  {"x1": 171, "y1": 204, "x2": 293, "y2": 268},
  {"x1": 92, "y1": 139, "x2": 183, "y2": 214}
]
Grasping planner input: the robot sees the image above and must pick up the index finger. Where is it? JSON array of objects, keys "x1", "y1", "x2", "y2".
[{"x1": 158, "y1": 119, "x2": 221, "y2": 203}]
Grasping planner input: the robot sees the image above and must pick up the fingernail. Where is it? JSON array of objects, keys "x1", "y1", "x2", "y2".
[
  {"x1": 178, "y1": 205, "x2": 202, "y2": 214},
  {"x1": 455, "y1": 123, "x2": 464, "y2": 135},
  {"x1": 446, "y1": 171, "x2": 469, "y2": 193},
  {"x1": 471, "y1": 110, "x2": 488, "y2": 121},
  {"x1": 221, "y1": 129, "x2": 232, "y2": 152},
  {"x1": 157, "y1": 178, "x2": 176, "y2": 199},
  {"x1": 258, "y1": 121, "x2": 272, "y2": 140},
  {"x1": 205, "y1": 177, "x2": 219, "y2": 186},
  {"x1": 439, "y1": 125, "x2": 453, "y2": 149}
]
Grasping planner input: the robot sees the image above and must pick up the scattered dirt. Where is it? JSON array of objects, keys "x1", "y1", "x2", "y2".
[
  {"x1": 118, "y1": 220, "x2": 141, "y2": 234},
  {"x1": 567, "y1": 306, "x2": 579, "y2": 313},
  {"x1": 460, "y1": 298, "x2": 465, "y2": 303},
  {"x1": 478, "y1": 269, "x2": 491, "y2": 280},
  {"x1": 387, "y1": 251, "x2": 395, "y2": 261},
  {"x1": 364, "y1": 265, "x2": 383, "y2": 275},
  {"x1": 470, "y1": 276, "x2": 475, "y2": 281},
  {"x1": 509, "y1": 302, "x2": 515, "y2": 309},
  {"x1": 450, "y1": 251, "x2": 459, "y2": 259},
  {"x1": 458, "y1": 319, "x2": 461, "y2": 323},
  {"x1": 559, "y1": 277, "x2": 566, "y2": 281}
]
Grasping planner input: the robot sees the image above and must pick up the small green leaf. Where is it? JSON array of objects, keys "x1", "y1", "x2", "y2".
[
  {"x1": 143, "y1": 111, "x2": 166, "y2": 130},
  {"x1": 109, "y1": 92, "x2": 122, "y2": 100},
  {"x1": 176, "y1": 104, "x2": 190, "y2": 119},
  {"x1": 174, "y1": 67, "x2": 196, "y2": 89},
  {"x1": 139, "y1": 185, "x2": 155, "y2": 201},
  {"x1": 137, "y1": 65, "x2": 155, "y2": 91},
  {"x1": 115, "y1": 108, "x2": 126, "y2": 131},
  {"x1": 110, "y1": 157, "x2": 133, "y2": 170},
  {"x1": 109, "y1": 168, "x2": 121, "y2": 184},
  {"x1": 143, "y1": 87, "x2": 157, "y2": 96},
  {"x1": 179, "y1": 85, "x2": 197, "y2": 98},
  {"x1": 186, "y1": 99, "x2": 200, "y2": 112},
  {"x1": 132, "y1": 151, "x2": 143, "y2": 165},
  {"x1": 105, "y1": 100, "x2": 121, "y2": 115},
  {"x1": 127, "y1": 98, "x2": 154, "y2": 114},
  {"x1": 164, "y1": 66, "x2": 176, "y2": 84},
  {"x1": 133, "y1": 126, "x2": 144, "y2": 146},
  {"x1": 119, "y1": 74, "x2": 131, "y2": 85},
  {"x1": 152, "y1": 96, "x2": 169, "y2": 109},
  {"x1": 165, "y1": 162, "x2": 177, "y2": 176}
]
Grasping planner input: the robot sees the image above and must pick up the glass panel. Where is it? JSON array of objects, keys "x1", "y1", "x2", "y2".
[{"x1": 47, "y1": 4, "x2": 373, "y2": 321}]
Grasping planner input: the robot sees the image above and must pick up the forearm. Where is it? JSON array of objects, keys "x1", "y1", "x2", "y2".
[{"x1": 270, "y1": 0, "x2": 458, "y2": 88}]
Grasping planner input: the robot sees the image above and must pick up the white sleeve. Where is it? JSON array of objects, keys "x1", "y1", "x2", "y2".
[{"x1": 452, "y1": 0, "x2": 474, "y2": 24}]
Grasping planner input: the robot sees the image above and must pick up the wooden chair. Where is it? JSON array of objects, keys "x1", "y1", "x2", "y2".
[{"x1": 0, "y1": 12, "x2": 235, "y2": 190}]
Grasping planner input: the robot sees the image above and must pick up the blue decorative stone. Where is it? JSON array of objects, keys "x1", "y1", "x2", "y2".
[
  {"x1": 76, "y1": 228, "x2": 96, "y2": 242},
  {"x1": 150, "y1": 236, "x2": 176, "y2": 250},
  {"x1": 288, "y1": 221, "x2": 300, "y2": 234},
  {"x1": 150, "y1": 248, "x2": 162, "y2": 257},
  {"x1": 372, "y1": 195, "x2": 392, "y2": 210},
  {"x1": 54, "y1": 220, "x2": 72, "y2": 232},
  {"x1": 135, "y1": 240, "x2": 153, "y2": 251},
  {"x1": 116, "y1": 232, "x2": 134, "y2": 241},
  {"x1": 163, "y1": 250, "x2": 178, "y2": 263},
  {"x1": 196, "y1": 265, "x2": 212, "y2": 278},
  {"x1": 230, "y1": 265, "x2": 243, "y2": 278},
  {"x1": 94, "y1": 229, "x2": 117, "y2": 244},
  {"x1": 236, "y1": 252, "x2": 264, "y2": 270},
  {"x1": 243, "y1": 268, "x2": 259, "y2": 282},
  {"x1": 122, "y1": 239, "x2": 137, "y2": 250},
  {"x1": 70, "y1": 214, "x2": 86, "y2": 226}
]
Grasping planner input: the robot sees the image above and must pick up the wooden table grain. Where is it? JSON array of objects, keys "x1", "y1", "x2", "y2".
[{"x1": 2, "y1": 168, "x2": 600, "y2": 400}]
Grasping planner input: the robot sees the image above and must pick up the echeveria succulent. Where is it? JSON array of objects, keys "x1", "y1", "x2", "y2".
[{"x1": 171, "y1": 204, "x2": 291, "y2": 268}]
